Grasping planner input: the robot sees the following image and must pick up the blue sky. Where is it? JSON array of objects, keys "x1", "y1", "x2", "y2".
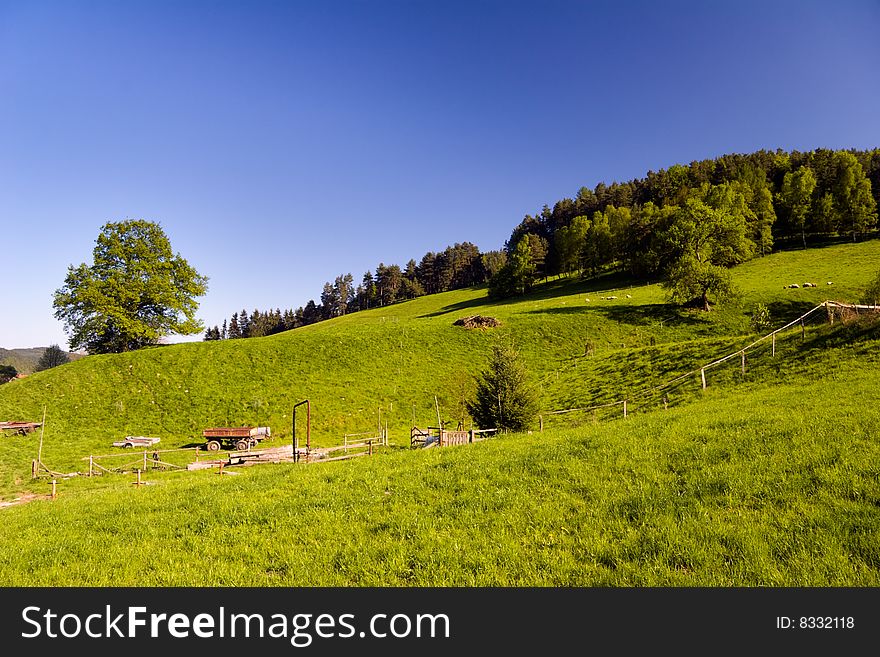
[{"x1": 2, "y1": 0, "x2": 879, "y2": 349}]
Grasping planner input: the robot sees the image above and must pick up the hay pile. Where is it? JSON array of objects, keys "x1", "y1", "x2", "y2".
[{"x1": 453, "y1": 315, "x2": 501, "y2": 329}]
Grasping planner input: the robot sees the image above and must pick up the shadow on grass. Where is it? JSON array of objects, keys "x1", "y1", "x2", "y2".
[
  {"x1": 523, "y1": 302, "x2": 705, "y2": 328},
  {"x1": 802, "y1": 315, "x2": 880, "y2": 351},
  {"x1": 418, "y1": 271, "x2": 648, "y2": 318},
  {"x1": 765, "y1": 299, "x2": 821, "y2": 325}
]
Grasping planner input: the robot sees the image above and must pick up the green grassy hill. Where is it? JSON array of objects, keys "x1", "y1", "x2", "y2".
[{"x1": 0, "y1": 240, "x2": 879, "y2": 585}]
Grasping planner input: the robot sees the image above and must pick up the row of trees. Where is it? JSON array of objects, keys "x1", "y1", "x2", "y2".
[
  {"x1": 489, "y1": 149, "x2": 878, "y2": 306},
  {"x1": 206, "y1": 242, "x2": 507, "y2": 341}
]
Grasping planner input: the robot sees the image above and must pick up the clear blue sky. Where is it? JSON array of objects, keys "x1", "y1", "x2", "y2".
[{"x1": 2, "y1": 0, "x2": 879, "y2": 350}]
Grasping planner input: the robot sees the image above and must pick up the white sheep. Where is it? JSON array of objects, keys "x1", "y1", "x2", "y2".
[
  {"x1": 827, "y1": 281, "x2": 833, "y2": 285},
  {"x1": 625, "y1": 294, "x2": 632, "y2": 299}
]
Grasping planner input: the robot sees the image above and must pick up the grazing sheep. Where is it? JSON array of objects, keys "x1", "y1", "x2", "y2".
[
  {"x1": 827, "y1": 281, "x2": 833, "y2": 285},
  {"x1": 790, "y1": 284, "x2": 799, "y2": 289},
  {"x1": 607, "y1": 295, "x2": 618, "y2": 300},
  {"x1": 585, "y1": 298, "x2": 590, "y2": 302},
  {"x1": 626, "y1": 294, "x2": 632, "y2": 299}
]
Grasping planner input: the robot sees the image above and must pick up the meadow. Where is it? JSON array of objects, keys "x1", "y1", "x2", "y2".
[{"x1": 0, "y1": 239, "x2": 878, "y2": 585}]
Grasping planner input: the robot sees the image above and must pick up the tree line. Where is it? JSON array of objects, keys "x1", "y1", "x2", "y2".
[
  {"x1": 205, "y1": 242, "x2": 507, "y2": 340},
  {"x1": 50, "y1": 149, "x2": 878, "y2": 353},
  {"x1": 488, "y1": 148, "x2": 879, "y2": 306}
]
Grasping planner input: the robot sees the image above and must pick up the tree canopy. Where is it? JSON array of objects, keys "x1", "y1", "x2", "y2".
[
  {"x1": 53, "y1": 220, "x2": 208, "y2": 353},
  {"x1": 35, "y1": 344, "x2": 70, "y2": 371},
  {"x1": 0, "y1": 364, "x2": 17, "y2": 384},
  {"x1": 660, "y1": 184, "x2": 755, "y2": 311}
]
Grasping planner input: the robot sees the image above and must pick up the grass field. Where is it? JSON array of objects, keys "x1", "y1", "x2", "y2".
[
  {"x1": 1, "y1": 352, "x2": 878, "y2": 586},
  {"x1": 0, "y1": 239, "x2": 878, "y2": 585}
]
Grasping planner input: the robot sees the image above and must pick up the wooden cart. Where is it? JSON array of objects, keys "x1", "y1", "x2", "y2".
[{"x1": 202, "y1": 426, "x2": 271, "y2": 451}]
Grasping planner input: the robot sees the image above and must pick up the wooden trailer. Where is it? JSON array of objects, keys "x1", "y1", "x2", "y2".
[{"x1": 202, "y1": 426, "x2": 271, "y2": 451}]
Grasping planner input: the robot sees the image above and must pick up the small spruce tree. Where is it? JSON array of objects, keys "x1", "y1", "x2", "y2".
[{"x1": 467, "y1": 343, "x2": 539, "y2": 431}]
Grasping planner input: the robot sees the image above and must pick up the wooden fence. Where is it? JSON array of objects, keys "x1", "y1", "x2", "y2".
[
  {"x1": 539, "y1": 300, "x2": 879, "y2": 428},
  {"x1": 411, "y1": 426, "x2": 499, "y2": 448}
]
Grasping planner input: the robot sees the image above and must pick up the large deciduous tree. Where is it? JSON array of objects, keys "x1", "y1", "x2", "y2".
[
  {"x1": 53, "y1": 220, "x2": 208, "y2": 353},
  {"x1": 661, "y1": 184, "x2": 755, "y2": 311},
  {"x1": 778, "y1": 166, "x2": 817, "y2": 248},
  {"x1": 832, "y1": 151, "x2": 877, "y2": 241},
  {"x1": 488, "y1": 238, "x2": 536, "y2": 298},
  {"x1": 35, "y1": 344, "x2": 70, "y2": 371}
]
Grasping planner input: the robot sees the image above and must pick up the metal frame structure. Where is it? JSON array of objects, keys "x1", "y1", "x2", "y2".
[{"x1": 292, "y1": 399, "x2": 311, "y2": 462}]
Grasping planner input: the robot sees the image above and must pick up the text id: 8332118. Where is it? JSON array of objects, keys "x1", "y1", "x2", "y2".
[{"x1": 776, "y1": 617, "x2": 854, "y2": 630}]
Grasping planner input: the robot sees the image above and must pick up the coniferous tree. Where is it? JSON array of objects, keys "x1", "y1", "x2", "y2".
[
  {"x1": 302, "y1": 300, "x2": 320, "y2": 325},
  {"x1": 467, "y1": 343, "x2": 539, "y2": 432},
  {"x1": 228, "y1": 313, "x2": 241, "y2": 339}
]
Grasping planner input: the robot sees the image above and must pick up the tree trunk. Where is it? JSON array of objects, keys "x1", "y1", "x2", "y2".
[{"x1": 702, "y1": 291, "x2": 710, "y2": 312}]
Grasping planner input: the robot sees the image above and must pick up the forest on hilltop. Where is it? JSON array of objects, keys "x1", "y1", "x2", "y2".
[{"x1": 205, "y1": 147, "x2": 879, "y2": 339}]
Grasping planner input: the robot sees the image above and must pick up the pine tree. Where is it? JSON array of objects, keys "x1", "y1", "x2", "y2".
[
  {"x1": 467, "y1": 343, "x2": 539, "y2": 431},
  {"x1": 239, "y1": 309, "x2": 250, "y2": 337},
  {"x1": 228, "y1": 313, "x2": 241, "y2": 339}
]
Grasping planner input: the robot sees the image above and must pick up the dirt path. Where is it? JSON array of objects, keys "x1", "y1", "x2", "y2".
[{"x1": 0, "y1": 492, "x2": 47, "y2": 510}]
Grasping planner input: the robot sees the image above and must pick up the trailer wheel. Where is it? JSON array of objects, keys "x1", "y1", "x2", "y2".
[
  {"x1": 206, "y1": 440, "x2": 221, "y2": 451},
  {"x1": 235, "y1": 439, "x2": 249, "y2": 451},
  {"x1": 122, "y1": 442, "x2": 134, "y2": 449}
]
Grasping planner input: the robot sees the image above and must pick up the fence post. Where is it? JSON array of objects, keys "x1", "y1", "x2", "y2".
[
  {"x1": 539, "y1": 415, "x2": 544, "y2": 432},
  {"x1": 623, "y1": 400, "x2": 628, "y2": 418},
  {"x1": 51, "y1": 479, "x2": 57, "y2": 500},
  {"x1": 741, "y1": 351, "x2": 746, "y2": 375},
  {"x1": 801, "y1": 318, "x2": 806, "y2": 339},
  {"x1": 469, "y1": 429, "x2": 474, "y2": 444},
  {"x1": 32, "y1": 459, "x2": 37, "y2": 479},
  {"x1": 772, "y1": 333, "x2": 776, "y2": 357},
  {"x1": 701, "y1": 368, "x2": 707, "y2": 390},
  {"x1": 89, "y1": 456, "x2": 93, "y2": 477},
  {"x1": 143, "y1": 450, "x2": 147, "y2": 472}
]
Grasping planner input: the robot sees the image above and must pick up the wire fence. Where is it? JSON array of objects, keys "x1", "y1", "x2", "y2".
[{"x1": 539, "y1": 300, "x2": 880, "y2": 429}]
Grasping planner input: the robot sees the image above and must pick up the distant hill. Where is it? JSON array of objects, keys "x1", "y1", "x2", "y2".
[{"x1": 0, "y1": 347, "x2": 83, "y2": 375}]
